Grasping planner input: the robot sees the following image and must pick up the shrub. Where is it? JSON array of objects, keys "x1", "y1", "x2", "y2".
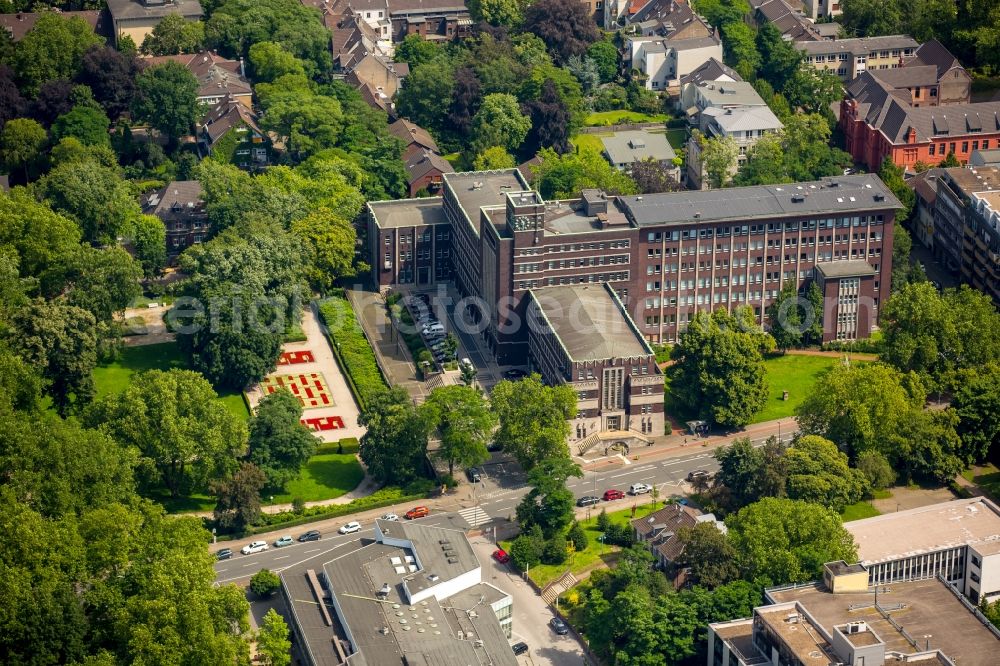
[
  {"x1": 318, "y1": 296, "x2": 388, "y2": 408},
  {"x1": 603, "y1": 523, "x2": 633, "y2": 547},
  {"x1": 292, "y1": 497, "x2": 306, "y2": 514},
  {"x1": 510, "y1": 527, "x2": 544, "y2": 570},
  {"x1": 241, "y1": 486, "x2": 426, "y2": 535},
  {"x1": 568, "y1": 521, "x2": 588, "y2": 552},
  {"x1": 542, "y1": 534, "x2": 568, "y2": 565},
  {"x1": 596, "y1": 508, "x2": 610, "y2": 532},
  {"x1": 249, "y1": 569, "x2": 281, "y2": 597}
]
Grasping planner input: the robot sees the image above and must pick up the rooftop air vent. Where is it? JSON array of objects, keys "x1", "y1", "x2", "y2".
[
  {"x1": 791, "y1": 195, "x2": 805, "y2": 203},
  {"x1": 447, "y1": 558, "x2": 459, "y2": 564},
  {"x1": 428, "y1": 574, "x2": 440, "y2": 582}
]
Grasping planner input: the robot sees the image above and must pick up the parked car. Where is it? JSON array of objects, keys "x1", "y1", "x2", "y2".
[
  {"x1": 422, "y1": 323, "x2": 445, "y2": 335},
  {"x1": 603, "y1": 489, "x2": 624, "y2": 501},
  {"x1": 467, "y1": 467, "x2": 482, "y2": 483},
  {"x1": 380, "y1": 513, "x2": 399, "y2": 521},
  {"x1": 274, "y1": 535, "x2": 294, "y2": 548},
  {"x1": 503, "y1": 368, "x2": 527, "y2": 380},
  {"x1": 241, "y1": 540, "x2": 268, "y2": 555},
  {"x1": 549, "y1": 617, "x2": 569, "y2": 635},
  {"x1": 628, "y1": 483, "x2": 652, "y2": 495},
  {"x1": 405, "y1": 506, "x2": 430, "y2": 520},
  {"x1": 297, "y1": 530, "x2": 321, "y2": 542},
  {"x1": 576, "y1": 495, "x2": 600, "y2": 507},
  {"x1": 686, "y1": 469, "x2": 710, "y2": 482},
  {"x1": 216, "y1": 548, "x2": 233, "y2": 561},
  {"x1": 511, "y1": 642, "x2": 529, "y2": 655},
  {"x1": 460, "y1": 357, "x2": 473, "y2": 368},
  {"x1": 338, "y1": 521, "x2": 362, "y2": 534},
  {"x1": 492, "y1": 548, "x2": 510, "y2": 564}
]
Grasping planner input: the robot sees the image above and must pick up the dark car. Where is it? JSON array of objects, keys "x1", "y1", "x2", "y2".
[
  {"x1": 511, "y1": 642, "x2": 529, "y2": 655},
  {"x1": 298, "y1": 530, "x2": 321, "y2": 542},
  {"x1": 216, "y1": 548, "x2": 233, "y2": 561},
  {"x1": 686, "y1": 469, "x2": 710, "y2": 482},
  {"x1": 549, "y1": 617, "x2": 569, "y2": 635},
  {"x1": 576, "y1": 495, "x2": 600, "y2": 507},
  {"x1": 467, "y1": 467, "x2": 482, "y2": 483},
  {"x1": 503, "y1": 368, "x2": 527, "y2": 380}
]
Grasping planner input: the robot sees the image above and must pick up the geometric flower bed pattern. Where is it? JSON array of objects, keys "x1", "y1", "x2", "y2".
[
  {"x1": 260, "y1": 373, "x2": 333, "y2": 409},
  {"x1": 301, "y1": 415, "x2": 346, "y2": 432},
  {"x1": 278, "y1": 350, "x2": 315, "y2": 365}
]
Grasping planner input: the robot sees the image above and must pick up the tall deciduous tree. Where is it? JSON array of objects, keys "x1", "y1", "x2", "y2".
[
  {"x1": 87, "y1": 369, "x2": 249, "y2": 496},
  {"x1": 471, "y1": 92, "x2": 532, "y2": 155},
  {"x1": 12, "y1": 13, "x2": 103, "y2": 95},
  {"x1": 77, "y1": 46, "x2": 140, "y2": 119},
  {"x1": 695, "y1": 130, "x2": 738, "y2": 189},
  {"x1": 248, "y1": 389, "x2": 318, "y2": 490},
  {"x1": 714, "y1": 436, "x2": 787, "y2": 509},
  {"x1": 668, "y1": 308, "x2": 774, "y2": 427},
  {"x1": 522, "y1": 78, "x2": 571, "y2": 155},
  {"x1": 0, "y1": 117, "x2": 46, "y2": 182},
  {"x1": 784, "y1": 435, "x2": 869, "y2": 512},
  {"x1": 422, "y1": 384, "x2": 496, "y2": 478},
  {"x1": 490, "y1": 374, "x2": 577, "y2": 470},
  {"x1": 51, "y1": 104, "x2": 111, "y2": 147},
  {"x1": 631, "y1": 157, "x2": 683, "y2": 194},
  {"x1": 133, "y1": 61, "x2": 200, "y2": 149},
  {"x1": 766, "y1": 280, "x2": 804, "y2": 350},
  {"x1": 140, "y1": 14, "x2": 205, "y2": 55},
  {"x1": 289, "y1": 209, "x2": 357, "y2": 293},
  {"x1": 212, "y1": 461, "x2": 266, "y2": 531},
  {"x1": 533, "y1": 147, "x2": 638, "y2": 199},
  {"x1": 586, "y1": 40, "x2": 620, "y2": 84},
  {"x1": 358, "y1": 387, "x2": 433, "y2": 485},
  {"x1": 952, "y1": 365, "x2": 1000, "y2": 465},
  {"x1": 516, "y1": 456, "x2": 583, "y2": 536},
  {"x1": 36, "y1": 157, "x2": 141, "y2": 244},
  {"x1": 676, "y1": 521, "x2": 740, "y2": 589},
  {"x1": 248, "y1": 41, "x2": 306, "y2": 82},
  {"x1": 524, "y1": 0, "x2": 600, "y2": 63},
  {"x1": 257, "y1": 608, "x2": 292, "y2": 666}
]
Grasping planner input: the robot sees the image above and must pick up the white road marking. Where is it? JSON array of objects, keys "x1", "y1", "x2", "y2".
[
  {"x1": 304, "y1": 548, "x2": 320, "y2": 553},
  {"x1": 275, "y1": 555, "x2": 289, "y2": 560}
]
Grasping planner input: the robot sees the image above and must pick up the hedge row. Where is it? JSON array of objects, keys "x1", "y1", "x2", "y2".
[
  {"x1": 315, "y1": 437, "x2": 360, "y2": 455},
  {"x1": 317, "y1": 295, "x2": 388, "y2": 410},
  {"x1": 244, "y1": 487, "x2": 425, "y2": 536}
]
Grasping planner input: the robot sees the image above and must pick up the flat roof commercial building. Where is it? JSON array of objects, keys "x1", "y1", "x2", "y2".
[
  {"x1": 280, "y1": 520, "x2": 517, "y2": 666},
  {"x1": 845, "y1": 498, "x2": 1000, "y2": 604}
]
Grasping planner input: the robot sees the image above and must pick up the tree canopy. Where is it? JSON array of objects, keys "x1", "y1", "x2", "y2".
[{"x1": 490, "y1": 374, "x2": 577, "y2": 469}]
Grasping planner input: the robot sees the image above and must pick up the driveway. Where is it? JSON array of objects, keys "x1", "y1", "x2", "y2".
[{"x1": 469, "y1": 536, "x2": 592, "y2": 666}]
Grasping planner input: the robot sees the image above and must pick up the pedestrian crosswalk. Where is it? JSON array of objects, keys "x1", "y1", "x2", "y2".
[{"x1": 457, "y1": 506, "x2": 491, "y2": 527}]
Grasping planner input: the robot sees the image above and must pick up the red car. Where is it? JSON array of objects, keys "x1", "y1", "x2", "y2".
[
  {"x1": 405, "y1": 506, "x2": 430, "y2": 520},
  {"x1": 492, "y1": 548, "x2": 510, "y2": 564},
  {"x1": 603, "y1": 489, "x2": 625, "y2": 501}
]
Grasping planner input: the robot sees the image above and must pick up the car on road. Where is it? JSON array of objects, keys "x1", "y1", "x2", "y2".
[
  {"x1": 274, "y1": 535, "x2": 294, "y2": 548},
  {"x1": 216, "y1": 548, "x2": 233, "y2": 560},
  {"x1": 405, "y1": 506, "x2": 430, "y2": 520},
  {"x1": 686, "y1": 470, "x2": 711, "y2": 482},
  {"x1": 511, "y1": 642, "x2": 529, "y2": 655},
  {"x1": 576, "y1": 495, "x2": 600, "y2": 507},
  {"x1": 338, "y1": 521, "x2": 362, "y2": 534},
  {"x1": 602, "y1": 489, "x2": 624, "y2": 501},
  {"x1": 241, "y1": 540, "x2": 268, "y2": 555},
  {"x1": 503, "y1": 368, "x2": 527, "y2": 380},
  {"x1": 380, "y1": 513, "x2": 399, "y2": 521},
  {"x1": 492, "y1": 548, "x2": 511, "y2": 564},
  {"x1": 467, "y1": 467, "x2": 482, "y2": 483},
  {"x1": 297, "y1": 530, "x2": 321, "y2": 542},
  {"x1": 549, "y1": 617, "x2": 569, "y2": 635},
  {"x1": 628, "y1": 483, "x2": 652, "y2": 495}
]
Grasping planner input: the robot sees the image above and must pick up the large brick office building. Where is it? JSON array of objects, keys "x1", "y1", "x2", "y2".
[{"x1": 368, "y1": 170, "x2": 901, "y2": 352}]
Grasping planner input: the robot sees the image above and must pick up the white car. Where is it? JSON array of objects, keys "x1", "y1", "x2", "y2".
[
  {"x1": 274, "y1": 535, "x2": 294, "y2": 548},
  {"x1": 241, "y1": 540, "x2": 269, "y2": 555},
  {"x1": 339, "y1": 521, "x2": 362, "y2": 534},
  {"x1": 380, "y1": 513, "x2": 399, "y2": 522}
]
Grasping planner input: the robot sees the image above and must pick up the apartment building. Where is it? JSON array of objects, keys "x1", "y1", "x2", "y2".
[
  {"x1": 106, "y1": 0, "x2": 202, "y2": 47},
  {"x1": 708, "y1": 564, "x2": 1000, "y2": 666},
  {"x1": 368, "y1": 171, "x2": 900, "y2": 353},
  {"x1": 796, "y1": 35, "x2": 919, "y2": 81},
  {"x1": 624, "y1": 0, "x2": 722, "y2": 93},
  {"x1": 144, "y1": 180, "x2": 208, "y2": 257}
]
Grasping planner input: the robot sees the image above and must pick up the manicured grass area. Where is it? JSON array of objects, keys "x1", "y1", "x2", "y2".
[
  {"x1": 841, "y1": 501, "x2": 881, "y2": 521},
  {"x1": 584, "y1": 110, "x2": 669, "y2": 126},
  {"x1": 92, "y1": 343, "x2": 251, "y2": 422},
  {"x1": 665, "y1": 128, "x2": 687, "y2": 150},
  {"x1": 148, "y1": 490, "x2": 216, "y2": 514},
  {"x1": 504, "y1": 502, "x2": 666, "y2": 587},
  {"x1": 570, "y1": 133, "x2": 610, "y2": 154},
  {"x1": 963, "y1": 463, "x2": 1000, "y2": 499},
  {"x1": 752, "y1": 354, "x2": 844, "y2": 424},
  {"x1": 268, "y1": 452, "x2": 365, "y2": 505},
  {"x1": 442, "y1": 152, "x2": 463, "y2": 169}
]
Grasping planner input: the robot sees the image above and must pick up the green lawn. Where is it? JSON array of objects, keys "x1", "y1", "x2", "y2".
[
  {"x1": 752, "y1": 355, "x2": 845, "y2": 424},
  {"x1": 92, "y1": 343, "x2": 250, "y2": 422},
  {"x1": 585, "y1": 110, "x2": 669, "y2": 126},
  {"x1": 268, "y1": 451, "x2": 365, "y2": 505},
  {"x1": 963, "y1": 463, "x2": 1000, "y2": 499},
  {"x1": 570, "y1": 133, "x2": 610, "y2": 154},
  {"x1": 504, "y1": 502, "x2": 666, "y2": 587},
  {"x1": 841, "y1": 501, "x2": 881, "y2": 521},
  {"x1": 665, "y1": 128, "x2": 687, "y2": 150}
]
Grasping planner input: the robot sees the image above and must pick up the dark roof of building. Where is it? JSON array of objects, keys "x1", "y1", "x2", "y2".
[
  {"x1": 796, "y1": 34, "x2": 919, "y2": 56},
  {"x1": 199, "y1": 95, "x2": 260, "y2": 143},
  {"x1": 106, "y1": 0, "x2": 203, "y2": 21},
  {"x1": 517, "y1": 155, "x2": 544, "y2": 183},
  {"x1": 680, "y1": 57, "x2": 742, "y2": 86},
  {"x1": 528, "y1": 283, "x2": 654, "y2": 362},
  {"x1": 870, "y1": 63, "x2": 940, "y2": 89},
  {"x1": 619, "y1": 174, "x2": 901, "y2": 226},
  {"x1": 853, "y1": 84, "x2": 1000, "y2": 145},
  {"x1": 815, "y1": 259, "x2": 877, "y2": 279},
  {"x1": 601, "y1": 130, "x2": 677, "y2": 164},
  {"x1": 0, "y1": 9, "x2": 106, "y2": 41},
  {"x1": 142, "y1": 51, "x2": 250, "y2": 99},
  {"x1": 908, "y1": 167, "x2": 944, "y2": 205},
  {"x1": 146, "y1": 180, "x2": 206, "y2": 221},
  {"x1": 970, "y1": 149, "x2": 1000, "y2": 167},
  {"x1": 914, "y1": 38, "x2": 966, "y2": 79},
  {"x1": 404, "y1": 150, "x2": 454, "y2": 184},
  {"x1": 389, "y1": 118, "x2": 439, "y2": 153},
  {"x1": 755, "y1": 0, "x2": 820, "y2": 42}
]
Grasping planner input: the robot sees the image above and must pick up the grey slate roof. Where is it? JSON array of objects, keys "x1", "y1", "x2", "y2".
[
  {"x1": 619, "y1": 174, "x2": 902, "y2": 227},
  {"x1": 680, "y1": 57, "x2": 742, "y2": 86},
  {"x1": 106, "y1": 0, "x2": 202, "y2": 20},
  {"x1": 528, "y1": 283, "x2": 653, "y2": 362},
  {"x1": 970, "y1": 149, "x2": 1000, "y2": 167},
  {"x1": 703, "y1": 105, "x2": 783, "y2": 133},
  {"x1": 870, "y1": 64, "x2": 940, "y2": 89},
  {"x1": 602, "y1": 130, "x2": 677, "y2": 165},
  {"x1": 795, "y1": 35, "x2": 919, "y2": 56},
  {"x1": 693, "y1": 81, "x2": 768, "y2": 108},
  {"x1": 404, "y1": 151, "x2": 453, "y2": 184}
]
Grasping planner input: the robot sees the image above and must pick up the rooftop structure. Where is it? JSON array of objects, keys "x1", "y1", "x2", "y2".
[
  {"x1": 368, "y1": 197, "x2": 449, "y2": 228},
  {"x1": 281, "y1": 520, "x2": 517, "y2": 666},
  {"x1": 601, "y1": 130, "x2": 677, "y2": 174},
  {"x1": 441, "y1": 170, "x2": 529, "y2": 235},
  {"x1": 142, "y1": 51, "x2": 251, "y2": 105},
  {"x1": 679, "y1": 57, "x2": 742, "y2": 87}
]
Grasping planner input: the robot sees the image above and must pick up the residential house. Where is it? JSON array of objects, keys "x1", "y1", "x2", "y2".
[
  {"x1": 344, "y1": 53, "x2": 409, "y2": 113},
  {"x1": 840, "y1": 72, "x2": 1000, "y2": 171},
  {"x1": 907, "y1": 167, "x2": 944, "y2": 249},
  {"x1": 801, "y1": 0, "x2": 841, "y2": 19},
  {"x1": 145, "y1": 180, "x2": 208, "y2": 256},
  {"x1": 631, "y1": 503, "x2": 726, "y2": 581},
  {"x1": 624, "y1": 0, "x2": 723, "y2": 93},
  {"x1": 106, "y1": 0, "x2": 203, "y2": 48},
  {"x1": 752, "y1": 0, "x2": 824, "y2": 42},
  {"x1": 797, "y1": 35, "x2": 920, "y2": 82},
  {"x1": 197, "y1": 95, "x2": 269, "y2": 168},
  {"x1": 329, "y1": 11, "x2": 391, "y2": 72},
  {"x1": 389, "y1": 117, "x2": 439, "y2": 159},
  {"x1": 682, "y1": 81, "x2": 783, "y2": 189},
  {"x1": 0, "y1": 9, "x2": 109, "y2": 41},
  {"x1": 678, "y1": 56, "x2": 741, "y2": 90},
  {"x1": 601, "y1": 129, "x2": 679, "y2": 181},
  {"x1": 403, "y1": 151, "x2": 453, "y2": 197},
  {"x1": 142, "y1": 51, "x2": 251, "y2": 106},
  {"x1": 328, "y1": 0, "x2": 470, "y2": 47}
]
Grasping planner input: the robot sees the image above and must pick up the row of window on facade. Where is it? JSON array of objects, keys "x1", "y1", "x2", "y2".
[
  {"x1": 384, "y1": 230, "x2": 451, "y2": 245},
  {"x1": 515, "y1": 239, "x2": 632, "y2": 257},
  {"x1": 515, "y1": 272, "x2": 630, "y2": 291},
  {"x1": 807, "y1": 47, "x2": 914, "y2": 63}
]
